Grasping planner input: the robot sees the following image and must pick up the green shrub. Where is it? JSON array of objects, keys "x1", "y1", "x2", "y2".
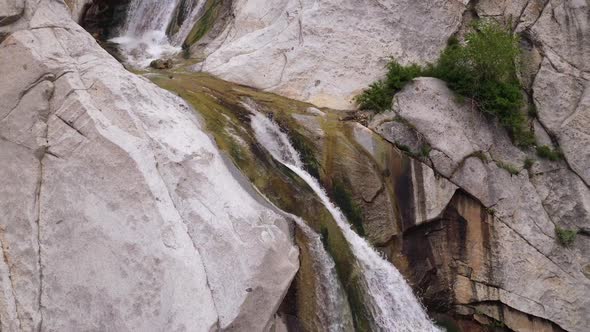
[
  {"x1": 496, "y1": 161, "x2": 520, "y2": 175},
  {"x1": 469, "y1": 150, "x2": 489, "y2": 163},
  {"x1": 555, "y1": 227, "x2": 577, "y2": 247},
  {"x1": 536, "y1": 145, "x2": 563, "y2": 161},
  {"x1": 396, "y1": 143, "x2": 412, "y2": 154},
  {"x1": 528, "y1": 103, "x2": 538, "y2": 118},
  {"x1": 420, "y1": 144, "x2": 432, "y2": 158},
  {"x1": 431, "y1": 21, "x2": 533, "y2": 147},
  {"x1": 355, "y1": 60, "x2": 424, "y2": 112},
  {"x1": 357, "y1": 21, "x2": 534, "y2": 147}
]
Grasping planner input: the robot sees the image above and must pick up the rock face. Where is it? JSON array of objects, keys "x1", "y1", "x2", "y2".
[
  {"x1": 195, "y1": 0, "x2": 467, "y2": 109},
  {"x1": 479, "y1": 0, "x2": 590, "y2": 186},
  {"x1": 63, "y1": 0, "x2": 91, "y2": 22},
  {"x1": 0, "y1": 0, "x2": 298, "y2": 331},
  {"x1": 0, "y1": 0, "x2": 24, "y2": 26},
  {"x1": 370, "y1": 78, "x2": 590, "y2": 332}
]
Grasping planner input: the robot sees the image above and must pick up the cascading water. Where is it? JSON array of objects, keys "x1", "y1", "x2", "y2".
[
  {"x1": 248, "y1": 104, "x2": 440, "y2": 331},
  {"x1": 288, "y1": 215, "x2": 354, "y2": 331},
  {"x1": 110, "y1": 0, "x2": 205, "y2": 67}
]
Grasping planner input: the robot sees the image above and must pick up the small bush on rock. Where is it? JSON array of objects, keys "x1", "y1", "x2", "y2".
[
  {"x1": 430, "y1": 21, "x2": 533, "y2": 147},
  {"x1": 555, "y1": 227, "x2": 577, "y2": 247},
  {"x1": 536, "y1": 145, "x2": 563, "y2": 161},
  {"x1": 355, "y1": 60, "x2": 424, "y2": 112},
  {"x1": 357, "y1": 21, "x2": 534, "y2": 147},
  {"x1": 496, "y1": 161, "x2": 520, "y2": 175}
]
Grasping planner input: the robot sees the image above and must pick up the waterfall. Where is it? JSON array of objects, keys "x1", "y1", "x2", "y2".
[
  {"x1": 109, "y1": 0, "x2": 205, "y2": 67},
  {"x1": 246, "y1": 163, "x2": 353, "y2": 331},
  {"x1": 123, "y1": 0, "x2": 181, "y2": 37},
  {"x1": 291, "y1": 216, "x2": 354, "y2": 331},
  {"x1": 248, "y1": 105, "x2": 440, "y2": 331}
]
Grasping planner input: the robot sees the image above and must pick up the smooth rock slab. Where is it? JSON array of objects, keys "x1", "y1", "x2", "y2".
[
  {"x1": 198, "y1": 0, "x2": 466, "y2": 109},
  {"x1": 0, "y1": 0, "x2": 298, "y2": 330},
  {"x1": 370, "y1": 76, "x2": 590, "y2": 331}
]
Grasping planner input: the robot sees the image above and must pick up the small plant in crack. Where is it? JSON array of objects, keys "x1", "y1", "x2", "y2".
[
  {"x1": 496, "y1": 160, "x2": 520, "y2": 175},
  {"x1": 555, "y1": 227, "x2": 577, "y2": 247},
  {"x1": 468, "y1": 151, "x2": 489, "y2": 163},
  {"x1": 536, "y1": 145, "x2": 563, "y2": 161},
  {"x1": 420, "y1": 144, "x2": 432, "y2": 158}
]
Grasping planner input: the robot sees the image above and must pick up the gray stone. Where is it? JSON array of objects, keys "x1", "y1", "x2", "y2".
[
  {"x1": 0, "y1": 0, "x2": 24, "y2": 26},
  {"x1": 0, "y1": 0, "x2": 298, "y2": 330},
  {"x1": 197, "y1": 0, "x2": 467, "y2": 109},
  {"x1": 528, "y1": 0, "x2": 590, "y2": 185},
  {"x1": 371, "y1": 77, "x2": 590, "y2": 331},
  {"x1": 369, "y1": 113, "x2": 425, "y2": 154},
  {"x1": 533, "y1": 58, "x2": 590, "y2": 185},
  {"x1": 372, "y1": 78, "x2": 526, "y2": 177}
]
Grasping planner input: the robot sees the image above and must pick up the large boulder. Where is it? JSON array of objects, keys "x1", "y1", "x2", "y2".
[
  {"x1": 195, "y1": 0, "x2": 467, "y2": 109},
  {"x1": 0, "y1": 0, "x2": 298, "y2": 330},
  {"x1": 370, "y1": 77, "x2": 590, "y2": 332}
]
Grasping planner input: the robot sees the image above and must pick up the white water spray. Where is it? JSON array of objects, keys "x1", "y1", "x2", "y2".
[
  {"x1": 110, "y1": 0, "x2": 206, "y2": 67},
  {"x1": 289, "y1": 216, "x2": 354, "y2": 331},
  {"x1": 248, "y1": 104, "x2": 440, "y2": 331}
]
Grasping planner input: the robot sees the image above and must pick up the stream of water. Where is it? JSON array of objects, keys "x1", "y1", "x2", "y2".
[
  {"x1": 248, "y1": 104, "x2": 440, "y2": 331},
  {"x1": 287, "y1": 215, "x2": 355, "y2": 331},
  {"x1": 109, "y1": 0, "x2": 205, "y2": 67}
]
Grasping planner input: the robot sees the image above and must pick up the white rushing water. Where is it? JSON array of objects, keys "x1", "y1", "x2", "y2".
[
  {"x1": 289, "y1": 216, "x2": 354, "y2": 331},
  {"x1": 110, "y1": 0, "x2": 205, "y2": 67},
  {"x1": 248, "y1": 105, "x2": 440, "y2": 331}
]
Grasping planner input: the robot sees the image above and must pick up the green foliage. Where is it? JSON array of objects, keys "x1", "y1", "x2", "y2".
[
  {"x1": 228, "y1": 139, "x2": 244, "y2": 162},
  {"x1": 536, "y1": 145, "x2": 563, "y2": 161},
  {"x1": 469, "y1": 150, "x2": 489, "y2": 163},
  {"x1": 357, "y1": 21, "x2": 535, "y2": 147},
  {"x1": 396, "y1": 143, "x2": 412, "y2": 154},
  {"x1": 355, "y1": 60, "x2": 424, "y2": 112},
  {"x1": 420, "y1": 144, "x2": 432, "y2": 158},
  {"x1": 555, "y1": 227, "x2": 577, "y2": 247},
  {"x1": 528, "y1": 103, "x2": 538, "y2": 118},
  {"x1": 496, "y1": 160, "x2": 520, "y2": 175},
  {"x1": 486, "y1": 207, "x2": 496, "y2": 216},
  {"x1": 431, "y1": 21, "x2": 533, "y2": 147},
  {"x1": 332, "y1": 181, "x2": 365, "y2": 236}
]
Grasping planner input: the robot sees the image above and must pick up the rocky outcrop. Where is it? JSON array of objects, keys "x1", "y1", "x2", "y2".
[
  {"x1": 369, "y1": 77, "x2": 589, "y2": 332},
  {"x1": 0, "y1": 0, "x2": 24, "y2": 26},
  {"x1": 193, "y1": 0, "x2": 468, "y2": 109},
  {"x1": 0, "y1": 0, "x2": 298, "y2": 330},
  {"x1": 477, "y1": 0, "x2": 590, "y2": 186},
  {"x1": 64, "y1": 0, "x2": 91, "y2": 22}
]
